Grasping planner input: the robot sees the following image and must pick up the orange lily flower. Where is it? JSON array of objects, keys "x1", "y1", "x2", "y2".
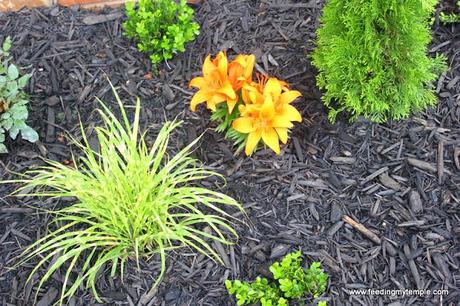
[
  {"x1": 241, "y1": 74, "x2": 290, "y2": 105},
  {"x1": 232, "y1": 78, "x2": 302, "y2": 155},
  {"x1": 228, "y1": 54, "x2": 256, "y2": 91},
  {"x1": 189, "y1": 51, "x2": 237, "y2": 112}
]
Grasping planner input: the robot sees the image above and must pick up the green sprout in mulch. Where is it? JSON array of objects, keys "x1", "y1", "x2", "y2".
[
  {"x1": 226, "y1": 251, "x2": 329, "y2": 306},
  {"x1": 440, "y1": 1, "x2": 460, "y2": 23}
]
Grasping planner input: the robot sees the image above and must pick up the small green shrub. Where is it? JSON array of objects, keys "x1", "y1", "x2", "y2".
[
  {"x1": 7, "y1": 85, "x2": 242, "y2": 305},
  {"x1": 226, "y1": 251, "x2": 328, "y2": 306},
  {"x1": 312, "y1": 0, "x2": 446, "y2": 123},
  {"x1": 440, "y1": 1, "x2": 460, "y2": 23},
  {"x1": 0, "y1": 36, "x2": 38, "y2": 153},
  {"x1": 123, "y1": 0, "x2": 200, "y2": 66}
]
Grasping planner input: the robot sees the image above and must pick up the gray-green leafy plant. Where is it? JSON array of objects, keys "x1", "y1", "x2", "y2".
[
  {"x1": 0, "y1": 36, "x2": 38, "y2": 153},
  {"x1": 7, "y1": 85, "x2": 243, "y2": 305},
  {"x1": 226, "y1": 251, "x2": 328, "y2": 306}
]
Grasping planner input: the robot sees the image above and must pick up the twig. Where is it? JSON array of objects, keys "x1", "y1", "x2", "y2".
[
  {"x1": 0, "y1": 207, "x2": 34, "y2": 214},
  {"x1": 342, "y1": 215, "x2": 381, "y2": 244},
  {"x1": 437, "y1": 141, "x2": 444, "y2": 184}
]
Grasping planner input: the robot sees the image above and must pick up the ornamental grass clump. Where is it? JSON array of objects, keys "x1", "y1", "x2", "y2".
[
  {"x1": 123, "y1": 0, "x2": 200, "y2": 66},
  {"x1": 312, "y1": 0, "x2": 447, "y2": 123},
  {"x1": 8, "y1": 87, "x2": 242, "y2": 305},
  {"x1": 189, "y1": 51, "x2": 303, "y2": 156}
]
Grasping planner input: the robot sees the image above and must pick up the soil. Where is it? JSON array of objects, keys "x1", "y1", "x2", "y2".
[{"x1": 0, "y1": 1, "x2": 459, "y2": 306}]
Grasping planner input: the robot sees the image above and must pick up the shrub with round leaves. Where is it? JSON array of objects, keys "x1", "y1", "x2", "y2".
[{"x1": 123, "y1": 0, "x2": 200, "y2": 66}]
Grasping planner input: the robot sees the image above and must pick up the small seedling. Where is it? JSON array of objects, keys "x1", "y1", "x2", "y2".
[
  {"x1": 440, "y1": 1, "x2": 459, "y2": 23},
  {"x1": 226, "y1": 251, "x2": 329, "y2": 306}
]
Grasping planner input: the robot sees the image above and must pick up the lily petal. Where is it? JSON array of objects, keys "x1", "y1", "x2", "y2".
[
  {"x1": 202, "y1": 55, "x2": 215, "y2": 77},
  {"x1": 272, "y1": 116, "x2": 294, "y2": 128},
  {"x1": 279, "y1": 90, "x2": 302, "y2": 104},
  {"x1": 264, "y1": 78, "x2": 282, "y2": 101},
  {"x1": 227, "y1": 97, "x2": 239, "y2": 113},
  {"x1": 244, "y1": 55, "x2": 256, "y2": 79},
  {"x1": 216, "y1": 52, "x2": 228, "y2": 78},
  {"x1": 233, "y1": 117, "x2": 256, "y2": 133},
  {"x1": 261, "y1": 95, "x2": 275, "y2": 119},
  {"x1": 245, "y1": 130, "x2": 262, "y2": 156},
  {"x1": 190, "y1": 90, "x2": 213, "y2": 111},
  {"x1": 208, "y1": 94, "x2": 227, "y2": 111},
  {"x1": 279, "y1": 104, "x2": 302, "y2": 122},
  {"x1": 275, "y1": 127, "x2": 288, "y2": 144},
  {"x1": 217, "y1": 80, "x2": 237, "y2": 99},
  {"x1": 262, "y1": 127, "x2": 281, "y2": 154},
  {"x1": 189, "y1": 77, "x2": 206, "y2": 89}
]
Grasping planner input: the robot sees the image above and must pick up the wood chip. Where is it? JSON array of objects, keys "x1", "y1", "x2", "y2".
[
  {"x1": 82, "y1": 12, "x2": 123, "y2": 25},
  {"x1": 361, "y1": 166, "x2": 389, "y2": 185},
  {"x1": 407, "y1": 158, "x2": 436, "y2": 173},
  {"x1": 454, "y1": 147, "x2": 460, "y2": 170},
  {"x1": 409, "y1": 191, "x2": 423, "y2": 214},
  {"x1": 270, "y1": 244, "x2": 290, "y2": 259},
  {"x1": 379, "y1": 172, "x2": 401, "y2": 191},
  {"x1": 330, "y1": 156, "x2": 356, "y2": 164}
]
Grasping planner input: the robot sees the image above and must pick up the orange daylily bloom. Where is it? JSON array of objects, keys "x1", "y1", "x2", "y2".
[
  {"x1": 189, "y1": 51, "x2": 237, "y2": 112},
  {"x1": 228, "y1": 54, "x2": 256, "y2": 91},
  {"x1": 232, "y1": 78, "x2": 302, "y2": 155},
  {"x1": 241, "y1": 74, "x2": 290, "y2": 105},
  {"x1": 189, "y1": 52, "x2": 256, "y2": 113}
]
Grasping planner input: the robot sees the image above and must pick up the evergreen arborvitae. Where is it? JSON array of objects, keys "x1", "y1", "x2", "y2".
[{"x1": 312, "y1": 0, "x2": 446, "y2": 123}]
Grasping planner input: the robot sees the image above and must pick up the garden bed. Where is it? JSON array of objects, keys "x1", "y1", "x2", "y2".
[{"x1": 0, "y1": 1, "x2": 459, "y2": 305}]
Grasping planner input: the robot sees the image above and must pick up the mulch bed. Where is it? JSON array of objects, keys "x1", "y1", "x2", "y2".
[{"x1": 0, "y1": 1, "x2": 459, "y2": 305}]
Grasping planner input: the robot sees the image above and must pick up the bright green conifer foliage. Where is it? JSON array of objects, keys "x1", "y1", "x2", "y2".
[{"x1": 312, "y1": 0, "x2": 446, "y2": 122}]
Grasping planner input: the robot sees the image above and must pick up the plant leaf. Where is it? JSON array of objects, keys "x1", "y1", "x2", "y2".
[
  {"x1": 2, "y1": 36, "x2": 12, "y2": 52},
  {"x1": 0, "y1": 143, "x2": 7, "y2": 154},
  {"x1": 20, "y1": 125, "x2": 39, "y2": 143},
  {"x1": 8, "y1": 64, "x2": 19, "y2": 80}
]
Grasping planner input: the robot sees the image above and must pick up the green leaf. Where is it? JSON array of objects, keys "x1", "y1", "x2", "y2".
[
  {"x1": 2, "y1": 117, "x2": 13, "y2": 130},
  {"x1": 6, "y1": 80, "x2": 18, "y2": 96},
  {"x1": 2, "y1": 37, "x2": 12, "y2": 52},
  {"x1": 9, "y1": 124, "x2": 19, "y2": 140},
  {"x1": 17, "y1": 74, "x2": 30, "y2": 88},
  {"x1": 20, "y1": 125, "x2": 39, "y2": 143},
  {"x1": 0, "y1": 143, "x2": 8, "y2": 154},
  {"x1": 8, "y1": 64, "x2": 19, "y2": 80}
]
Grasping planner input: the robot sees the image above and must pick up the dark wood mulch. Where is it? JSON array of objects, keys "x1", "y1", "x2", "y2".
[{"x1": 0, "y1": 1, "x2": 459, "y2": 305}]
